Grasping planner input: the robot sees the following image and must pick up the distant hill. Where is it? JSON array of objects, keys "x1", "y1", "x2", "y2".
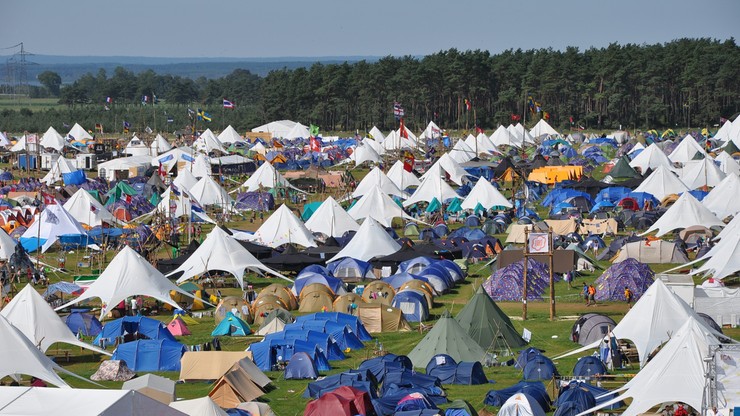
[{"x1": 0, "y1": 55, "x2": 381, "y2": 85}]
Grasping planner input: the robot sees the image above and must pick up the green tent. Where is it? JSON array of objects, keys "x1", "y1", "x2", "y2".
[
  {"x1": 425, "y1": 197, "x2": 441, "y2": 213},
  {"x1": 455, "y1": 286, "x2": 527, "y2": 353},
  {"x1": 407, "y1": 310, "x2": 487, "y2": 368},
  {"x1": 609, "y1": 155, "x2": 640, "y2": 178},
  {"x1": 446, "y1": 197, "x2": 462, "y2": 213},
  {"x1": 105, "y1": 181, "x2": 137, "y2": 206},
  {"x1": 301, "y1": 201, "x2": 322, "y2": 221}
]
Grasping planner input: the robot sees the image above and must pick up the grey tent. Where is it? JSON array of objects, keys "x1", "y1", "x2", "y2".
[
  {"x1": 455, "y1": 286, "x2": 526, "y2": 353},
  {"x1": 570, "y1": 313, "x2": 617, "y2": 346},
  {"x1": 407, "y1": 310, "x2": 487, "y2": 368}
]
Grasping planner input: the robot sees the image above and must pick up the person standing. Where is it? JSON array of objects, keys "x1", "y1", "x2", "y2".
[
  {"x1": 624, "y1": 286, "x2": 634, "y2": 307},
  {"x1": 583, "y1": 283, "x2": 590, "y2": 305},
  {"x1": 587, "y1": 284, "x2": 596, "y2": 306}
]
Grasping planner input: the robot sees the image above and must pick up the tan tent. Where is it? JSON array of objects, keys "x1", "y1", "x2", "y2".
[
  {"x1": 361, "y1": 281, "x2": 396, "y2": 305},
  {"x1": 612, "y1": 240, "x2": 690, "y2": 264},
  {"x1": 257, "y1": 283, "x2": 297, "y2": 310},
  {"x1": 544, "y1": 219, "x2": 578, "y2": 235},
  {"x1": 298, "y1": 284, "x2": 335, "y2": 313},
  {"x1": 333, "y1": 293, "x2": 365, "y2": 313},
  {"x1": 252, "y1": 299, "x2": 287, "y2": 326},
  {"x1": 254, "y1": 317, "x2": 286, "y2": 336},
  {"x1": 355, "y1": 303, "x2": 411, "y2": 333},
  {"x1": 505, "y1": 224, "x2": 533, "y2": 244},
  {"x1": 215, "y1": 296, "x2": 252, "y2": 324},
  {"x1": 179, "y1": 351, "x2": 251, "y2": 382},
  {"x1": 209, "y1": 357, "x2": 272, "y2": 408},
  {"x1": 579, "y1": 218, "x2": 619, "y2": 235},
  {"x1": 399, "y1": 281, "x2": 435, "y2": 308},
  {"x1": 122, "y1": 373, "x2": 175, "y2": 404}
]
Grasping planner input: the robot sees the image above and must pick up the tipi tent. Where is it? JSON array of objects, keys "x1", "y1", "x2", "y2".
[
  {"x1": 629, "y1": 143, "x2": 674, "y2": 173},
  {"x1": 150, "y1": 134, "x2": 173, "y2": 154},
  {"x1": 327, "y1": 217, "x2": 401, "y2": 263},
  {"x1": 40, "y1": 126, "x2": 66, "y2": 152},
  {"x1": 348, "y1": 185, "x2": 416, "y2": 227},
  {"x1": 460, "y1": 177, "x2": 513, "y2": 210},
  {"x1": 239, "y1": 161, "x2": 302, "y2": 193},
  {"x1": 702, "y1": 173, "x2": 740, "y2": 219},
  {"x1": 351, "y1": 166, "x2": 408, "y2": 199},
  {"x1": 715, "y1": 151, "x2": 740, "y2": 176},
  {"x1": 64, "y1": 188, "x2": 122, "y2": 227},
  {"x1": 170, "y1": 397, "x2": 228, "y2": 416},
  {"x1": 668, "y1": 134, "x2": 708, "y2": 163},
  {"x1": 529, "y1": 119, "x2": 560, "y2": 138},
  {"x1": 19, "y1": 203, "x2": 91, "y2": 252},
  {"x1": 403, "y1": 163, "x2": 459, "y2": 207},
  {"x1": 193, "y1": 129, "x2": 226, "y2": 154},
  {"x1": 455, "y1": 287, "x2": 526, "y2": 352},
  {"x1": 189, "y1": 174, "x2": 235, "y2": 212},
  {"x1": 407, "y1": 310, "x2": 487, "y2": 368},
  {"x1": 0, "y1": 228, "x2": 17, "y2": 260},
  {"x1": 156, "y1": 186, "x2": 216, "y2": 224},
  {"x1": 349, "y1": 140, "x2": 382, "y2": 166},
  {"x1": 419, "y1": 153, "x2": 470, "y2": 186},
  {"x1": 173, "y1": 166, "x2": 199, "y2": 191},
  {"x1": 249, "y1": 204, "x2": 317, "y2": 248},
  {"x1": 66, "y1": 123, "x2": 93, "y2": 141},
  {"x1": 218, "y1": 125, "x2": 246, "y2": 145},
  {"x1": 57, "y1": 246, "x2": 197, "y2": 317},
  {"x1": 386, "y1": 160, "x2": 421, "y2": 190},
  {"x1": 304, "y1": 196, "x2": 359, "y2": 238},
  {"x1": 641, "y1": 192, "x2": 724, "y2": 237},
  {"x1": 632, "y1": 165, "x2": 689, "y2": 201},
  {"x1": 679, "y1": 158, "x2": 726, "y2": 189}
]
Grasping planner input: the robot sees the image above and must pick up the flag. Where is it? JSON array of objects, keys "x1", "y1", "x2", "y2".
[
  {"x1": 42, "y1": 192, "x2": 57, "y2": 206},
  {"x1": 65, "y1": 134, "x2": 74, "y2": 142},
  {"x1": 222, "y1": 99, "x2": 235, "y2": 109},
  {"x1": 182, "y1": 154, "x2": 195, "y2": 162},
  {"x1": 475, "y1": 126, "x2": 484, "y2": 134},
  {"x1": 399, "y1": 118, "x2": 408, "y2": 139},
  {"x1": 105, "y1": 96, "x2": 112, "y2": 103},
  {"x1": 123, "y1": 121, "x2": 131, "y2": 129},
  {"x1": 145, "y1": 126, "x2": 153, "y2": 134},
  {"x1": 403, "y1": 151, "x2": 415, "y2": 172},
  {"x1": 309, "y1": 136, "x2": 321, "y2": 152},
  {"x1": 511, "y1": 114, "x2": 521, "y2": 122},
  {"x1": 187, "y1": 107, "x2": 196, "y2": 119},
  {"x1": 442, "y1": 135, "x2": 451, "y2": 148},
  {"x1": 569, "y1": 116, "x2": 574, "y2": 125},
  {"x1": 197, "y1": 109, "x2": 212, "y2": 122},
  {"x1": 720, "y1": 117, "x2": 728, "y2": 124},
  {"x1": 543, "y1": 112, "x2": 550, "y2": 121},
  {"x1": 167, "y1": 115, "x2": 174, "y2": 123},
  {"x1": 393, "y1": 101, "x2": 404, "y2": 120},
  {"x1": 121, "y1": 194, "x2": 132, "y2": 204},
  {"x1": 464, "y1": 99, "x2": 471, "y2": 111},
  {"x1": 158, "y1": 162, "x2": 166, "y2": 178},
  {"x1": 142, "y1": 95, "x2": 149, "y2": 104},
  {"x1": 535, "y1": 102, "x2": 542, "y2": 113},
  {"x1": 158, "y1": 154, "x2": 174, "y2": 164},
  {"x1": 309, "y1": 124, "x2": 320, "y2": 137},
  {"x1": 95, "y1": 123, "x2": 103, "y2": 133},
  {"x1": 527, "y1": 96, "x2": 535, "y2": 113}
]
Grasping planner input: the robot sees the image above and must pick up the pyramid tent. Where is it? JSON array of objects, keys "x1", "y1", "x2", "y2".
[
  {"x1": 386, "y1": 160, "x2": 421, "y2": 190},
  {"x1": 328, "y1": 217, "x2": 401, "y2": 263},
  {"x1": 304, "y1": 196, "x2": 359, "y2": 238},
  {"x1": 0, "y1": 131, "x2": 10, "y2": 147},
  {"x1": 150, "y1": 134, "x2": 173, "y2": 154},
  {"x1": 464, "y1": 133, "x2": 500, "y2": 156},
  {"x1": 64, "y1": 188, "x2": 122, "y2": 227},
  {"x1": 368, "y1": 125, "x2": 386, "y2": 142},
  {"x1": 156, "y1": 186, "x2": 216, "y2": 224},
  {"x1": 350, "y1": 140, "x2": 382, "y2": 166},
  {"x1": 41, "y1": 155, "x2": 80, "y2": 185},
  {"x1": 578, "y1": 318, "x2": 723, "y2": 416},
  {"x1": 382, "y1": 130, "x2": 416, "y2": 150},
  {"x1": 629, "y1": 143, "x2": 674, "y2": 173},
  {"x1": 668, "y1": 134, "x2": 708, "y2": 163},
  {"x1": 449, "y1": 139, "x2": 476, "y2": 164},
  {"x1": 167, "y1": 317, "x2": 191, "y2": 336},
  {"x1": 170, "y1": 397, "x2": 228, "y2": 416},
  {"x1": 0, "y1": 228, "x2": 17, "y2": 261},
  {"x1": 19, "y1": 203, "x2": 90, "y2": 252},
  {"x1": 285, "y1": 122, "x2": 311, "y2": 140},
  {"x1": 1, "y1": 284, "x2": 110, "y2": 355},
  {"x1": 174, "y1": 167, "x2": 200, "y2": 192},
  {"x1": 66, "y1": 123, "x2": 93, "y2": 141},
  {"x1": 0, "y1": 314, "x2": 77, "y2": 387},
  {"x1": 249, "y1": 204, "x2": 317, "y2": 248},
  {"x1": 491, "y1": 125, "x2": 523, "y2": 148},
  {"x1": 715, "y1": 151, "x2": 740, "y2": 176},
  {"x1": 529, "y1": 119, "x2": 560, "y2": 138},
  {"x1": 455, "y1": 286, "x2": 526, "y2": 352},
  {"x1": 702, "y1": 173, "x2": 740, "y2": 219},
  {"x1": 9, "y1": 134, "x2": 39, "y2": 153},
  {"x1": 419, "y1": 121, "x2": 443, "y2": 140},
  {"x1": 460, "y1": 177, "x2": 513, "y2": 210},
  {"x1": 172, "y1": 226, "x2": 289, "y2": 286},
  {"x1": 554, "y1": 279, "x2": 723, "y2": 366},
  {"x1": 193, "y1": 129, "x2": 226, "y2": 154},
  {"x1": 685, "y1": 231, "x2": 740, "y2": 280},
  {"x1": 190, "y1": 153, "x2": 212, "y2": 179},
  {"x1": 407, "y1": 310, "x2": 487, "y2": 368},
  {"x1": 641, "y1": 192, "x2": 724, "y2": 237},
  {"x1": 218, "y1": 125, "x2": 246, "y2": 145},
  {"x1": 512, "y1": 123, "x2": 537, "y2": 145},
  {"x1": 348, "y1": 186, "x2": 416, "y2": 227},
  {"x1": 251, "y1": 120, "x2": 301, "y2": 138},
  {"x1": 633, "y1": 165, "x2": 689, "y2": 201},
  {"x1": 403, "y1": 163, "x2": 459, "y2": 207},
  {"x1": 211, "y1": 312, "x2": 251, "y2": 336},
  {"x1": 397, "y1": 124, "x2": 418, "y2": 144},
  {"x1": 608, "y1": 156, "x2": 641, "y2": 178},
  {"x1": 239, "y1": 161, "x2": 302, "y2": 193},
  {"x1": 419, "y1": 153, "x2": 470, "y2": 186},
  {"x1": 361, "y1": 137, "x2": 385, "y2": 156},
  {"x1": 714, "y1": 119, "x2": 734, "y2": 142},
  {"x1": 208, "y1": 357, "x2": 271, "y2": 408},
  {"x1": 678, "y1": 158, "x2": 726, "y2": 189},
  {"x1": 57, "y1": 246, "x2": 197, "y2": 317},
  {"x1": 40, "y1": 126, "x2": 66, "y2": 151},
  {"x1": 351, "y1": 166, "x2": 408, "y2": 199},
  {"x1": 189, "y1": 174, "x2": 235, "y2": 211}
]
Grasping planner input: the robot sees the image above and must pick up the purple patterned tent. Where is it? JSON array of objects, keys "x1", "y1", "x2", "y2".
[
  {"x1": 594, "y1": 258, "x2": 654, "y2": 301},
  {"x1": 235, "y1": 192, "x2": 274, "y2": 211},
  {"x1": 483, "y1": 259, "x2": 550, "y2": 301}
]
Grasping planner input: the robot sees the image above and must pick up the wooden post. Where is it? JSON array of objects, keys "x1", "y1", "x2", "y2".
[
  {"x1": 549, "y1": 228, "x2": 556, "y2": 320},
  {"x1": 522, "y1": 227, "x2": 529, "y2": 321}
]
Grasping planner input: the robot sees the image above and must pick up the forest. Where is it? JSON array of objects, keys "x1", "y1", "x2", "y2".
[{"x1": 2, "y1": 38, "x2": 738, "y2": 134}]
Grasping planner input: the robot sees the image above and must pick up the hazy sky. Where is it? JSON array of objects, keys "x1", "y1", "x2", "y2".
[{"x1": 3, "y1": 0, "x2": 739, "y2": 58}]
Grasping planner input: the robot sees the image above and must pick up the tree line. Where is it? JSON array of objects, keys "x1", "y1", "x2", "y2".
[{"x1": 2, "y1": 38, "x2": 738, "y2": 134}]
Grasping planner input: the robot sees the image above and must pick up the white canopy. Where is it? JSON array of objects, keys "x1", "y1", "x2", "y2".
[
  {"x1": 702, "y1": 173, "x2": 740, "y2": 219},
  {"x1": 633, "y1": 165, "x2": 690, "y2": 201},
  {"x1": 678, "y1": 158, "x2": 726, "y2": 189},
  {"x1": 668, "y1": 134, "x2": 708, "y2": 163},
  {"x1": 40, "y1": 126, "x2": 66, "y2": 151},
  {"x1": 218, "y1": 125, "x2": 246, "y2": 145},
  {"x1": 20, "y1": 204, "x2": 90, "y2": 252},
  {"x1": 189, "y1": 175, "x2": 234, "y2": 212},
  {"x1": 57, "y1": 246, "x2": 197, "y2": 317},
  {"x1": 327, "y1": 217, "x2": 400, "y2": 263},
  {"x1": 554, "y1": 279, "x2": 721, "y2": 367},
  {"x1": 304, "y1": 196, "x2": 359, "y2": 238},
  {"x1": 368, "y1": 126, "x2": 386, "y2": 142},
  {"x1": 403, "y1": 163, "x2": 459, "y2": 207},
  {"x1": 249, "y1": 204, "x2": 317, "y2": 248},
  {"x1": 349, "y1": 140, "x2": 382, "y2": 166},
  {"x1": 641, "y1": 192, "x2": 724, "y2": 237},
  {"x1": 170, "y1": 397, "x2": 228, "y2": 416},
  {"x1": 629, "y1": 143, "x2": 674, "y2": 173},
  {"x1": 1, "y1": 284, "x2": 110, "y2": 355},
  {"x1": 348, "y1": 186, "x2": 416, "y2": 227},
  {"x1": 491, "y1": 125, "x2": 522, "y2": 148},
  {"x1": 251, "y1": 120, "x2": 302, "y2": 138},
  {"x1": 0, "y1": 228, "x2": 16, "y2": 261},
  {"x1": 150, "y1": 134, "x2": 173, "y2": 154},
  {"x1": 172, "y1": 226, "x2": 289, "y2": 285},
  {"x1": 448, "y1": 139, "x2": 476, "y2": 164},
  {"x1": 675, "y1": 231, "x2": 740, "y2": 281},
  {"x1": 715, "y1": 151, "x2": 740, "y2": 176},
  {"x1": 285, "y1": 123, "x2": 311, "y2": 140},
  {"x1": 64, "y1": 188, "x2": 121, "y2": 227},
  {"x1": 577, "y1": 318, "x2": 723, "y2": 416},
  {"x1": 382, "y1": 130, "x2": 416, "y2": 150},
  {"x1": 0, "y1": 387, "x2": 186, "y2": 416},
  {"x1": 386, "y1": 160, "x2": 421, "y2": 190},
  {"x1": 351, "y1": 166, "x2": 408, "y2": 200},
  {"x1": 460, "y1": 177, "x2": 513, "y2": 210},
  {"x1": 67, "y1": 123, "x2": 93, "y2": 141},
  {"x1": 193, "y1": 129, "x2": 226, "y2": 154}
]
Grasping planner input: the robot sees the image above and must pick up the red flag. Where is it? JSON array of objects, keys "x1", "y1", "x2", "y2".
[
  {"x1": 569, "y1": 116, "x2": 574, "y2": 125},
  {"x1": 464, "y1": 99, "x2": 471, "y2": 111},
  {"x1": 309, "y1": 136, "x2": 320, "y2": 152},
  {"x1": 42, "y1": 192, "x2": 57, "y2": 205},
  {"x1": 511, "y1": 114, "x2": 521, "y2": 122},
  {"x1": 399, "y1": 118, "x2": 409, "y2": 139},
  {"x1": 403, "y1": 151, "x2": 415, "y2": 172},
  {"x1": 475, "y1": 126, "x2": 484, "y2": 135}
]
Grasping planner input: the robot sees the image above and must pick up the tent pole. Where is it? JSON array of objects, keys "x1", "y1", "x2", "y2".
[{"x1": 522, "y1": 227, "x2": 528, "y2": 321}]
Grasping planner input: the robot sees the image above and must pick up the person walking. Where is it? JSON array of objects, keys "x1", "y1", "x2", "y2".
[
  {"x1": 587, "y1": 284, "x2": 596, "y2": 306},
  {"x1": 583, "y1": 283, "x2": 589, "y2": 305}
]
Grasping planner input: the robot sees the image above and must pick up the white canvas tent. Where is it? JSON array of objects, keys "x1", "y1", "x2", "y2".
[
  {"x1": 66, "y1": 123, "x2": 93, "y2": 141},
  {"x1": 612, "y1": 240, "x2": 689, "y2": 264},
  {"x1": 40, "y1": 126, "x2": 66, "y2": 152},
  {"x1": 171, "y1": 226, "x2": 289, "y2": 285},
  {"x1": 191, "y1": 153, "x2": 212, "y2": 179},
  {"x1": 499, "y1": 393, "x2": 546, "y2": 416},
  {"x1": 460, "y1": 177, "x2": 513, "y2": 210},
  {"x1": 150, "y1": 134, "x2": 173, "y2": 154},
  {"x1": 403, "y1": 163, "x2": 459, "y2": 207},
  {"x1": 9, "y1": 134, "x2": 39, "y2": 153},
  {"x1": 491, "y1": 125, "x2": 522, "y2": 148},
  {"x1": 0, "y1": 228, "x2": 16, "y2": 260},
  {"x1": 347, "y1": 186, "x2": 416, "y2": 227},
  {"x1": 57, "y1": 246, "x2": 198, "y2": 317},
  {"x1": 386, "y1": 160, "x2": 421, "y2": 190},
  {"x1": 641, "y1": 192, "x2": 724, "y2": 237},
  {"x1": 629, "y1": 143, "x2": 675, "y2": 173},
  {"x1": 529, "y1": 119, "x2": 560, "y2": 138},
  {"x1": 327, "y1": 217, "x2": 401, "y2": 263},
  {"x1": 1, "y1": 284, "x2": 110, "y2": 355},
  {"x1": 174, "y1": 167, "x2": 199, "y2": 192},
  {"x1": 678, "y1": 158, "x2": 726, "y2": 189},
  {"x1": 155, "y1": 186, "x2": 216, "y2": 224},
  {"x1": 668, "y1": 134, "x2": 708, "y2": 163},
  {"x1": 189, "y1": 174, "x2": 235, "y2": 212},
  {"x1": 576, "y1": 318, "x2": 723, "y2": 416},
  {"x1": 688, "y1": 232, "x2": 740, "y2": 280},
  {"x1": 349, "y1": 140, "x2": 382, "y2": 166},
  {"x1": 19, "y1": 204, "x2": 91, "y2": 253},
  {"x1": 554, "y1": 279, "x2": 722, "y2": 367},
  {"x1": 251, "y1": 120, "x2": 302, "y2": 139},
  {"x1": 193, "y1": 129, "x2": 226, "y2": 154},
  {"x1": 218, "y1": 125, "x2": 246, "y2": 145},
  {"x1": 633, "y1": 165, "x2": 689, "y2": 201},
  {"x1": 64, "y1": 188, "x2": 122, "y2": 227},
  {"x1": 368, "y1": 126, "x2": 385, "y2": 142},
  {"x1": 249, "y1": 204, "x2": 316, "y2": 248},
  {"x1": 41, "y1": 155, "x2": 79, "y2": 185},
  {"x1": 238, "y1": 161, "x2": 302, "y2": 193},
  {"x1": 351, "y1": 166, "x2": 408, "y2": 199},
  {"x1": 419, "y1": 121, "x2": 443, "y2": 140},
  {"x1": 284, "y1": 123, "x2": 311, "y2": 140},
  {"x1": 170, "y1": 397, "x2": 228, "y2": 416},
  {"x1": 419, "y1": 153, "x2": 470, "y2": 186},
  {"x1": 448, "y1": 139, "x2": 476, "y2": 164},
  {"x1": 0, "y1": 131, "x2": 10, "y2": 147},
  {"x1": 715, "y1": 151, "x2": 740, "y2": 176},
  {"x1": 702, "y1": 173, "x2": 740, "y2": 219},
  {"x1": 304, "y1": 196, "x2": 359, "y2": 238}
]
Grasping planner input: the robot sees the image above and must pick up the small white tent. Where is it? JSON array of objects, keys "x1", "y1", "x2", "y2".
[
  {"x1": 715, "y1": 151, "x2": 740, "y2": 176},
  {"x1": 449, "y1": 139, "x2": 476, "y2": 164},
  {"x1": 64, "y1": 188, "x2": 122, "y2": 227},
  {"x1": 189, "y1": 174, "x2": 235, "y2": 212},
  {"x1": 403, "y1": 163, "x2": 459, "y2": 207},
  {"x1": 304, "y1": 196, "x2": 359, "y2": 238},
  {"x1": 193, "y1": 129, "x2": 226, "y2": 154},
  {"x1": 170, "y1": 397, "x2": 228, "y2": 416},
  {"x1": 498, "y1": 392, "x2": 546, "y2": 416},
  {"x1": 40, "y1": 126, "x2": 66, "y2": 152},
  {"x1": 174, "y1": 167, "x2": 199, "y2": 192},
  {"x1": 629, "y1": 143, "x2": 675, "y2": 173},
  {"x1": 633, "y1": 165, "x2": 689, "y2": 201},
  {"x1": 328, "y1": 217, "x2": 400, "y2": 263},
  {"x1": 239, "y1": 161, "x2": 302, "y2": 193},
  {"x1": 678, "y1": 158, "x2": 726, "y2": 189},
  {"x1": 386, "y1": 160, "x2": 421, "y2": 190},
  {"x1": 419, "y1": 121, "x2": 443, "y2": 140},
  {"x1": 460, "y1": 177, "x2": 513, "y2": 210},
  {"x1": 349, "y1": 140, "x2": 382, "y2": 166},
  {"x1": 641, "y1": 192, "x2": 724, "y2": 237},
  {"x1": 150, "y1": 134, "x2": 173, "y2": 154},
  {"x1": 155, "y1": 186, "x2": 216, "y2": 224},
  {"x1": 41, "y1": 155, "x2": 79, "y2": 185},
  {"x1": 249, "y1": 204, "x2": 317, "y2": 248},
  {"x1": 251, "y1": 120, "x2": 301, "y2": 139},
  {"x1": 668, "y1": 134, "x2": 708, "y2": 163},
  {"x1": 67, "y1": 123, "x2": 93, "y2": 141},
  {"x1": 351, "y1": 166, "x2": 408, "y2": 200},
  {"x1": 348, "y1": 186, "x2": 416, "y2": 227},
  {"x1": 491, "y1": 125, "x2": 522, "y2": 148},
  {"x1": 218, "y1": 125, "x2": 246, "y2": 146},
  {"x1": 19, "y1": 204, "x2": 90, "y2": 253},
  {"x1": 0, "y1": 228, "x2": 17, "y2": 260},
  {"x1": 419, "y1": 153, "x2": 469, "y2": 186},
  {"x1": 368, "y1": 126, "x2": 385, "y2": 142},
  {"x1": 702, "y1": 173, "x2": 740, "y2": 219},
  {"x1": 529, "y1": 119, "x2": 560, "y2": 138}
]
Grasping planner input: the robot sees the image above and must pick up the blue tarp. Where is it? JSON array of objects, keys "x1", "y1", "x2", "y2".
[
  {"x1": 63, "y1": 170, "x2": 86, "y2": 186},
  {"x1": 111, "y1": 339, "x2": 186, "y2": 371}
]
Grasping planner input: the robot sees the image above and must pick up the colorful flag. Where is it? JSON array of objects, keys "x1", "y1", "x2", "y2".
[
  {"x1": 123, "y1": 121, "x2": 131, "y2": 129},
  {"x1": 399, "y1": 118, "x2": 408, "y2": 139},
  {"x1": 121, "y1": 194, "x2": 133, "y2": 204},
  {"x1": 569, "y1": 116, "x2": 574, "y2": 125},
  {"x1": 142, "y1": 95, "x2": 149, "y2": 104},
  {"x1": 511, "y1": 114, "x2": 521, "y2": 122},
  {"x1": 527, "y1": 96, "x2": 535, "y2": 113},
  {"x1": 222, "y1": 99, "x2": 235, "y2": 109},
  {"x1": 182, "y1": 154, "x2": 195, "y2": 162},
  {"x1": 197, "y1": 109, "x2": 212, "y2": 122},
  {"x1": 464, "y1": 99, "x2": 471, "y2": 111},
  {"x1": 42, "y1": 192, "x2": 57, "y2": 206},
  {"x1": 309, "y1": 136, "x2": 321, "y2": 152},
  {"x1": 393, "y1": 101, "x2": 404, "y2": 120},
  {"x1": 403, "y1": 151, "x2": 415, "y2": 172},
  {"x1": 167, "y1": 115, "x2": 174, "y2": 123},
  {"x1": 543, "y1": 112, "x2": 550, "y2": 121},
  {"x1": 475, "y1": 126, "x2": 484, "y2": 134},
  {"x1": 309, "y1": 124, "x2": 320, "y2": 137},
  {"x1": 105, "y1": 96, "x2": 112, "y2": 103}
]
